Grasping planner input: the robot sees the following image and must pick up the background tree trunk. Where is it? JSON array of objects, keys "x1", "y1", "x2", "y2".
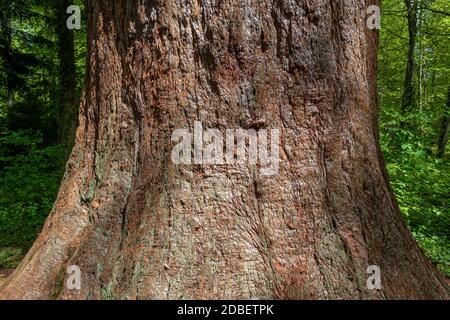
[
  {"x1": 1, "y1": 0, "x2": 448, "y2": 300},
  {"x1": 401, "y1": 0, "x2": 418, "y2": 113},
  {"x1": 57, "y1": 0, "x2": 78, "y2": 159},
  {"x1": 437, "y1": 87, "x2": 450, "y2": 157},
  {"x1": 0, "y1": 4, "x2": 15, "y2": 122}
]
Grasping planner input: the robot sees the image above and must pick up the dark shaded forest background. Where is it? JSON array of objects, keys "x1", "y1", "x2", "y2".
[{"x1": 0, "y1": 0, "x2": 448, "y2": 279}]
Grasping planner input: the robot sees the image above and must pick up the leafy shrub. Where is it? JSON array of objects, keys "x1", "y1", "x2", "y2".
[
  {"x1": 0, "y1": 129, "x2": 63, "y2": 249},
  {"x1": 0, "y1": 247, "x2": 24, "y2": 269},
  {"x1": 381, "y1": 107, "x2": 450, "y2": 277}
]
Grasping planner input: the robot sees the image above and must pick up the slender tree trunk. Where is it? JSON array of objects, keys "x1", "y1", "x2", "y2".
[
  {"x1": 0, "y1": 6, "x2": 15, "y2": 123},
  {"x1": 1, "y1": 0, "x2": 448, "y2": 300},
  {"x1": 417, "y1": 6, "x2": 424, "y2": 114},
  {"x1": 437, "y1": 87, "x2": 450, "y2": 157},
  {"x1": 57, "y1": 0, "x2": 78, "y2": 160},
  {"x1": 401, "y1": 0, "x2": 418, "y2": 113}
]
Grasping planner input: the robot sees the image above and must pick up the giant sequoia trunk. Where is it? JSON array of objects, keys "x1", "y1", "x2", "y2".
[{"x1": 1, "y1": 0, "x2": 448, "y2": 300}]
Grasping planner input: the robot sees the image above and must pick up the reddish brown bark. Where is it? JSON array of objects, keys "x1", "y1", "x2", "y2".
[{"x1": 1, "y1": 0, "x2": 448, "y2": 300}]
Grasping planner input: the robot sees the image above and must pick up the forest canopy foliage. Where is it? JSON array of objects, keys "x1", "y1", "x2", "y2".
[{"x1": 0, "y1": 0, "x2": 448, "y2": 276}]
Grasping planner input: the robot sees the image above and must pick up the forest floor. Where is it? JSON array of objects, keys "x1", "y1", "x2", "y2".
[
  {"x1": 0, "y1": 247, "x2": 24, "y2": 286},
  {"x1": 0, "y1": 269, "x2": 13, "y2": 286}
]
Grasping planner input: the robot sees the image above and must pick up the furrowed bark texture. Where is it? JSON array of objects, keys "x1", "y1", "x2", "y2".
[{"x1": 1, "y1": 0, "x2": 448, "y2": 300}]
